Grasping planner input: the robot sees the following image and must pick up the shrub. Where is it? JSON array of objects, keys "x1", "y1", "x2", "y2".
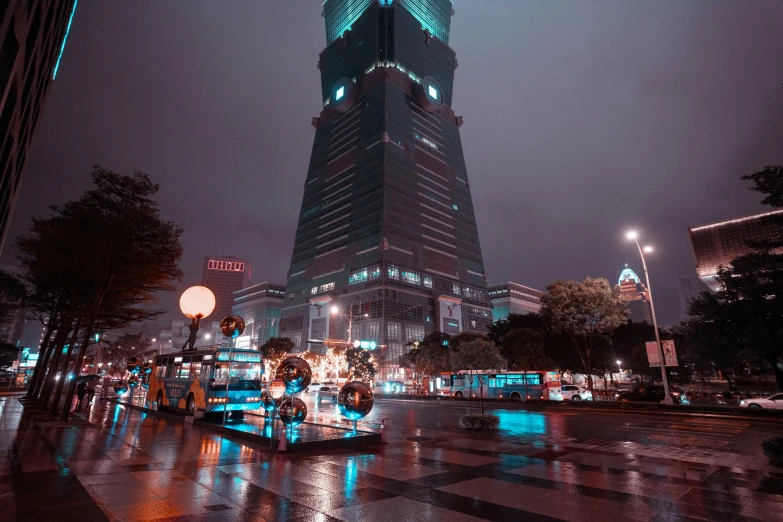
[
  {"x1": 458, "y1": 414, "x2": 500, "y2": 431},
  {"x1": 763, "y1": 436, "x2": 783, "y2": 468}
]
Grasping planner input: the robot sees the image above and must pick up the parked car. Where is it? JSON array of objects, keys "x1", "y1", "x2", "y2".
[
  {"x1": 305, "y1": 382, "x2": 322, "y2": 392},
  {"x1": 615, "y1": 385, "x2": 689, "y2": 405},
  {"x1": 740, "y1": 393, "x2": 783, "y2": 410},
  {"x1": 560, "y1": 385, "x2": 593, "y2": 401},
  {"x1": 315, "y1": 386, "x2": 339, "y2": 404}
]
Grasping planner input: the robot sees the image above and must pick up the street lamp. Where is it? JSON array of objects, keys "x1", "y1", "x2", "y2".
[
  {"x1": 180, "y1": 286, "x2": 216, "y2": 351},
  {"x1": 626, "y1": 230, "x2": 673, "y2": 404},
  {"x1": 204, "y1": 333, "x2": 211, "y2": 341},
  {"x1": 331, "y1": 304, "x2": 360, "y2": 345}
]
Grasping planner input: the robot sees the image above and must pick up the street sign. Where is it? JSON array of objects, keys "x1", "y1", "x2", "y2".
[
  {"x1": 645, "y1": 340, "x2": 678, "y2": 367},
  {"x1": 269, "y1": 379, "x2": 286, "y2": 399}
]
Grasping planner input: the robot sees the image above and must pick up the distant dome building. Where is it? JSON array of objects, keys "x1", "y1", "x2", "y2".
[{"x1": 618, "y1": 265, "x2": 651, "y2": 324}]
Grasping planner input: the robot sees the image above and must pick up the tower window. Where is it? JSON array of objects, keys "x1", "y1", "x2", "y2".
[
  {"x1": 335, "y1": 86, "x2": 345, "y2": 101},
  {"x1": 428, "y1": 85, "x2": 438, "y2": 100}
]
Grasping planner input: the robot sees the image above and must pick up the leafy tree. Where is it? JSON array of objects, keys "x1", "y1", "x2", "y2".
[
  {"x1": 449, "y1": 339, "x2": 506, "y2": 414},
  {"x1": 487, "y1": 313, "x2": 546, "y2": 346},
  {"x1": 448, "y1": 332, "x2": 484, "y2": 351},
  {"x1": 400, "y1": 331, "x2": 451, "y2": 383},
  {"x1": 16, "y1": 166, "x2": 183, "y2": 420},
  {"x1": 345, "y1": 347, "x2": 377, "y2": 380},
  {"x1": 260, "y1": 337, "x2": 295, "y2": 375},
  {"x1": 742, "y1": 165, "x2": 783, "y2": 207},
  {"x1": 541, "y1": 278, "x2": 629, "y2": 392},
  {"x1": 102, "y1": 334, "x2": 151, "y2": 373},
  {"x1": 501, "y1": 328, "x2": 554, "y2": 399}
]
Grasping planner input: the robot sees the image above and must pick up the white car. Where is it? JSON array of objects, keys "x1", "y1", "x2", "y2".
[
  {"x1": 315, "y1": 385, "x2": 339, "y2": 404},
  {"x1": 740, "y1": 393, "x2": 783, "y2": 410},
  {"x1": 305, "y1": 382, "x2": 322, "y2": 393},
  {"x1": 560, "y1": 385, "x2": 593, "y2": 401}
]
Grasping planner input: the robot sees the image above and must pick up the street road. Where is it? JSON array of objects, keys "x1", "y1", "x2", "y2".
[{"x1": 251, "y1": 392, "x2": 781, "y2": 459}]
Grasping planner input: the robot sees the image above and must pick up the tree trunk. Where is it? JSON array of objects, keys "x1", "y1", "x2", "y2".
[
  {"x1": 37, "y1": 324, "x2": 72, "y2": 407},
  {"x1": 478, "y1": 375, "x2": 484, "y2": 415},
  {"x1": 31, "y1": 323, "x2": 69, "y2": 401},
  {"x1": 25, "y1": 322, "x2": 57, "y2": 400},
  {"x1": 61, "y1": 321, "x2": 96, "y2": 422},
  {"x1": 49, "y1": 320, "x2": 83, "y2": 415}
]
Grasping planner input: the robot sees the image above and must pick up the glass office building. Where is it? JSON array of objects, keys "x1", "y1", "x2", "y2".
[{"x1": 280, "y1": 0, "x2": 491, "y2": 378}]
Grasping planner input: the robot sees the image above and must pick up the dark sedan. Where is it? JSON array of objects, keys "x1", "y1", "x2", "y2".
[{"x1": 616, "y1": 385, "x2": 689, "y2": 405}]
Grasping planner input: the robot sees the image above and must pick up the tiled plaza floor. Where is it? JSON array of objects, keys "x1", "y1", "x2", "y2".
[{"x1": 1, "y1": 396, "x2": 782, "y2": 521}]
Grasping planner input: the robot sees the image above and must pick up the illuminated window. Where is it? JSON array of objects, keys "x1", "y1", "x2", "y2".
[
  {"x1": 311, "y1": 287, "x2": 318, "y2": 295},
  {"x1": 388, "y1": 265, "x2": 399, "y2": 280},
  {"x1": 401, "y1": 271, "x2": 420, "y2": 285},
  {"x1": 452, "y1": 283, "x2": 461, "y2": 295},
  {"x1": 349, "y1": 269, "x2": 369, "y2": 285},
  {"x1": 335, "y1": 86, "x2": 345, "y2": 101},
  {"x1": 319, "y1": 282, "x2": 335, "y2": 293},
  {"x1": 424, "y1": 276, "x2": 433, "y2": 289},
  {"x1": 428, "y1": 85, "x2": 438, "y2": 99}
]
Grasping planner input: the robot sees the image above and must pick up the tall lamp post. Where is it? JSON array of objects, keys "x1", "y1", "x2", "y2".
[
  {"x1": 626, "y1": 230, "x2": 673, "y2": 405},
  {"x1": 330, "y1": 303, "x2": 368, "y2": 347},
  {"x1": 180, "y1": 286, "x2": 216, "y2": 351}
]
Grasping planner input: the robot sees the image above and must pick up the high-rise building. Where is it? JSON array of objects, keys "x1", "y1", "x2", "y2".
[
  {"x1": 231, "y1": 282, "x2": 286, "y2": 348},
  {"x1": 678, "y1": 273, "x2": 711, "y2": 317},
  {"x1": 689, "y1": 209, "x2": 783, "y2": 291},
  {"x1": 488, "y1": 282, "x2": 543, "y2": 323},
  {"x1": 0, "y1": 1, "x2": 78, "y2": 253},
  {"x1": 279, "y1": 0, "x2": 491, "y2": 379},
  {"x1": 618, "y1": 265, "x2": 651, "y2": 324},
  {"x1": 201, "y1": 257, "x2": 249, "y2": 326}
]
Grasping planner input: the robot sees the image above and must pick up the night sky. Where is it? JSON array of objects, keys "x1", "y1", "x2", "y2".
[{"x1": 5, "y1": 1, "x2": 783, "y2": 329}]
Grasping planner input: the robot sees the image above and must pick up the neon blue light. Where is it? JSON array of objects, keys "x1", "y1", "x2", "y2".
[
  {"x1": 618, "y1": 266, "x2": 641, "y2": 285},
  {"x1": 335, "y1": 86, "x2": 345, "y2": 101},
  {"x1": 53, "y1": 0, "x2": 78, "y2": 79},
  {"x1": 428, "y1": 85, "x2": 438, "y2": 99}
]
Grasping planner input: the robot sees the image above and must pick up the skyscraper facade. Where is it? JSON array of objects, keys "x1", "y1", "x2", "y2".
[
  {"x1": 488, "y1": 282, "x2": 543, "y2": 323},
  {"x1": 689, "y1": 209, "x2": 783, "y2": 291},
  {"x1": 231, "y1": 282, "x2": 286, "y2": 348},
  {"x1": 678, "y1": 273, "x2": 711, "y2": 318},
  {"x1": 0, "y1": 1, "x2": 78, "y2": 253},
  {"x1": 618, "y1": 265, "x2": 652, "y2": 324},
  {"x1": 279, "y1": 0, "x2": 491, "y2": 378},
  {"x1": 201, "y1": 257, "x2": 248, "y2": 326}
]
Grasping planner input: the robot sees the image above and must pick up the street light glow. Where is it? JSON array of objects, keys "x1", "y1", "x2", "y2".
[
  {"x1": 625, "y1": 230, "x2": 638, "y2": 240},
  {"x1": 330, "y1": 305, "x2": 340, "y2": 315},
  {"x1": 204, "y1": 334, "x2": 211, "y2": 340},
  {"x1": 616, "y1": 360, "x2": 622, "y2": 365},
  {"x1": 643, "y1": 246, "x2": 653, "y2": 253}
]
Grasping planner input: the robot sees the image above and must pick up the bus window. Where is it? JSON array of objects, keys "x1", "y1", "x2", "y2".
[
  {"x1": 157, "y1": 365, "x2": 168, "y2": 378},
  {"x1": 212, "y1": 362, "x2": 263, "y2": 390},
  {"x1": 190, "y1": 363, "x2": 202, "y2": 380}
]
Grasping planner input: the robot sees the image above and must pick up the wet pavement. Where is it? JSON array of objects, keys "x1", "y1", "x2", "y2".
[{"x1": 1, "y1": 394, "x2": 782, "y2": 521}]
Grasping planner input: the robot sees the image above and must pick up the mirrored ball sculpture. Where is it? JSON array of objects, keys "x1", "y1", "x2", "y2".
[
  {"x1": 260, "y1": 389, "x2": 276, "y2": 413},
  {"x1": 114, "y1": 381, "x2": 129, "y2": 394},
  {"x1": 275, "y1": 357, "x2": 312, "y2": 393},
  {"x1": 278, "y1": 398, "x2": 307, "y2": 426},
  {"x1": 128, "y1": 375, "x2": 140, "y2": 388},
  {"x1": 126, "y1": 357, "x2": 143, "y2": 374},
  {"x1": 220, "y1": 315, "x2": 246, "y2": 339},
  {"x1": 142, "y1": 362, "x2": 152, "y2": 374},
  {"x1": 338, "y1": 381, "x2": 374, "y2": 420},
  {"x1": 180, "y1": 286, "x2": 216, "y2": 351}
]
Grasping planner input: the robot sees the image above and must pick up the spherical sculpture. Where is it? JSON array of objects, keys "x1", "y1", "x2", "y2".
[
  {"x1": 278, "y1": 398, "x2": 307, "y2": 426},
  {"x1": 260, "y1": 389, "x2": 276, "y2": 412},
  {"x1": 140, "y1": 381, "x2": 149, "y2": 391},
  {"x1": 142, "y1": 362, "x2": 153, "y2": 374},
  {"x1": 220, "y1": 315, "x2": 246, "y2": 339},
  {"x1": 180, "y1": 286, "x2": 216, "y2": 320},
  {"x1": 275, "y1": 357, "x2": 312, "y2": 393},
  {"x1": 127, "y1": 357, "x2": 143, "y2": 374},
  {"x1": 338, "y1": 381, "x2": 374, "y2": 420},
  {"x1": 114, "y1": 381, "x2": 129, "y2": 394},
  {"x1": 128, "y1": 375, "x2": 140, "y2": 388}
]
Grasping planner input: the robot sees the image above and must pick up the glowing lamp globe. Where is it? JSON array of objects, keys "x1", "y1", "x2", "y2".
[{"x1": 180, "y1": 286, "x2": 216, "y2": 320}]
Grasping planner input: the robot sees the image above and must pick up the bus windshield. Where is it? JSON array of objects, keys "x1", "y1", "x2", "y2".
[{"x1": 213, "y1": 362, "x2": 263, "y2": 390}]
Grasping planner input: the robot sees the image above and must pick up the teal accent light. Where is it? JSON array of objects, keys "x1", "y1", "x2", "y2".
[
  {"x1": 53, "y1": 0, "x2": 79, "y2": 79},
  {"x1": 335, "y1": 86, "x2": 345, "y2": 101}
]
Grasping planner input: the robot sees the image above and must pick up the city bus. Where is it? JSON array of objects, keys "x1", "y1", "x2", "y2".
[
  {"x1": 438, "y1": 370, "x2": 563, "y2": 401},
  {"x1": 148, "y1": 348, "x2": 264, "y2": 418}
]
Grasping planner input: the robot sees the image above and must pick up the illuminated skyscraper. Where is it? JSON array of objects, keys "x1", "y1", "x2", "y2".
[
  {"x1": 488, "y1": 282, "x2": 543, "y2": 322},
  {"x1": 618, "y1": 265, "x2": 651, "y2": 324},
  {"x1": 0, "y1": 1, "x2": 78, "y2": 253},
  {"x1": 201, "y1": 257, "x2": 248, "y2": 326},
  {"x1": 279, "y1": 0, "x2": 491, "y2": 378}
]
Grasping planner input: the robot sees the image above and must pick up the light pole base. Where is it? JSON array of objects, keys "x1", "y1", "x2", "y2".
[{"x1": 663, "y1": 397, "x2": 674, "y2": 406}]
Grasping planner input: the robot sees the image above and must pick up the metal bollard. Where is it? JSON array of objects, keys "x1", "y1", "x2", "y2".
[{"x1": 277, "y1": 426, "x2": 288, "y2": 452}]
